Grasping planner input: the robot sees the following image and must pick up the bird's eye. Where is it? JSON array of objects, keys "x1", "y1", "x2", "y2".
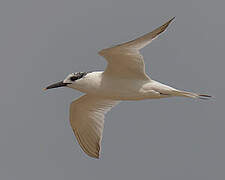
[{"x1": 70, "y1": 76, "x2": 77, "y2": 81}]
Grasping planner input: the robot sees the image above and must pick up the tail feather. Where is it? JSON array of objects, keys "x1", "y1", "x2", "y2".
[{"x1": 172, "y1": 90, "x2": 211, "y2": 100}]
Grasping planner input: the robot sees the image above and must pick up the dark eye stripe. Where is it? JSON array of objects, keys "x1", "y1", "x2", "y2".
[
  {"x1": 70, "y1": 76, "x2": 78, "y2": 81},
  {"x1": 70, "y1": 72, "x2": 87, "y2": 81}
]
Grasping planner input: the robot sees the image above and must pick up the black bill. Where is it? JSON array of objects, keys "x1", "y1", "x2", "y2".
[{"x1": 43, "y1": 81, "x2": 69, "y2": 90}]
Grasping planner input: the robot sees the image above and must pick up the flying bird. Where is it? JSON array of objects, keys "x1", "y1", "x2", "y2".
[{"x1": 44, "y1": 17, "x2": 211, "y2": 158}]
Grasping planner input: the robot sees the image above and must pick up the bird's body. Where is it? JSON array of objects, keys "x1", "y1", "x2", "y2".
[
  {"x1": 68, "y1": 71, "x2": 176, "y2": 100},
  {"x1": 44, "y1": 17, "x2": 211, "y2": 158}
]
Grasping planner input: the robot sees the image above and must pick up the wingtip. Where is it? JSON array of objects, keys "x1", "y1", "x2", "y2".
[
  {"x1": 159, "y1": 17, "x2": 176, "y2": 32},
  {"x1": 87, "y1": 152, "x2": 100, "y2": 159},
  {"x1": 167, "y1": 16, "x2": 176, "y2": 24},
  {"x1": 94, "y1": 154, "x2": 100, "y2": 159}
]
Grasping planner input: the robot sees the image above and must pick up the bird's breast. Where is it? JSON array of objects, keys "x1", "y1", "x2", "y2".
[{"x1": 69, "y1": 72, "x2": 162, "y2": 100}]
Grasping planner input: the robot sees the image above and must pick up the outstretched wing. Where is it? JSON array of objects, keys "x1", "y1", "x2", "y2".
[
  {"x1": 98, "y1": 17, "x2": 175, "y2": 79},
  {"x1": 70, "y1": 94, "x2": 119, "y2": 158}
]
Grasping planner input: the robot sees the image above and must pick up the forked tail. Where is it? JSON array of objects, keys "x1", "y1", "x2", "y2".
[{"x1": 172, "y1": 90, "x2": 212, "y2": 100}]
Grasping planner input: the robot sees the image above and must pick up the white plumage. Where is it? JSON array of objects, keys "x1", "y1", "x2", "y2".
[{"x1": 44, "y1": 17, "x2": 211, "y2": 158}]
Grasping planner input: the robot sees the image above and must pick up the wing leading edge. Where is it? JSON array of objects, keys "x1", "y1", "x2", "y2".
[{"x1": 99, "y1": 17, "x2": 175, "y2": 79}]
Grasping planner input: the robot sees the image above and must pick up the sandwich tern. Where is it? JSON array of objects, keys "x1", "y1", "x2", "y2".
[{"x1": 44, "y1": 17, "x2": 211, "y2": 158}]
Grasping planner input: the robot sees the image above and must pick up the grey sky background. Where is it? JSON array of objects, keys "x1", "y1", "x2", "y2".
[{"x1": 0, "y1": 0, "x2": 224, "y2": 179}]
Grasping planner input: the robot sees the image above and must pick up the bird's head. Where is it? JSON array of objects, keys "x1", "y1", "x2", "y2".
[{"x1": 43, "y1": 72, "x2": 87, "y2": 90}]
